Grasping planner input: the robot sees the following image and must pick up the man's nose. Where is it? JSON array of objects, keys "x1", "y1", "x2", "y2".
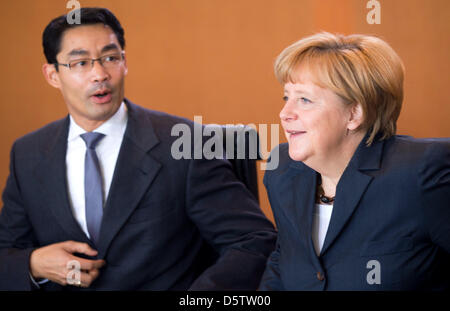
[{"x1": 90, "y1": 60, "x2": 110, "y2": 82}]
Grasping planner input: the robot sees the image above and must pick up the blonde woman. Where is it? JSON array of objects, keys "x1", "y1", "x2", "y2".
[{"x1": 260, "y1": 33, "x2": 450, "y2": 290}]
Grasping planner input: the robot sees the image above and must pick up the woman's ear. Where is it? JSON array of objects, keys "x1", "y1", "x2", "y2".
[
  {"x1": 347, "y1": 102, "x2": 364, "y2": 131},
  {"x1": 42, "y1": 63, "x2": 61, "y2": 89}
]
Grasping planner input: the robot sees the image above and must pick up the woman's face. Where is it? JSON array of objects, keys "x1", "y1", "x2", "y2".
[{"x1": 280, "y1": 68, "x2": 357, "y2": 167}]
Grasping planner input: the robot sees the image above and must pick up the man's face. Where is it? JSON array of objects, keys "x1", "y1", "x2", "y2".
[{"x1": 44, "y1": 24, "x2": 127, "y2": 130}]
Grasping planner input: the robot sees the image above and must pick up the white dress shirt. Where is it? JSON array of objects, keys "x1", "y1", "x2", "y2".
[
  {"x1": 311, "y1": 203, "x2": 333, "y2": 257},
  {"x1": 31, "y1": 102, "x2": 128, "y2": 287},
  {"x1": 66, "y1": 102, "x2": 128, "y2": 239}
]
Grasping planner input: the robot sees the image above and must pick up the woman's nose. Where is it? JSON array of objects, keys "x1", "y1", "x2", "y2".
[{"x1": 279, "y1": 99, "x2": 298, "y2": 122}]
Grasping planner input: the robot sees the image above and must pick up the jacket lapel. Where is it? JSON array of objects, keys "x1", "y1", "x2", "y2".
[
  {"x1": 33, "y1": 117, "x2": 92, "y2": 245},
  {"x1": 292, "y1": 163, "x2": 323, "y2": 270},
  {"x1": 97, "y1": 100, "x2": 161, "y2": 258},
  {"x1": 280, "y1": 161, "x2": 322, "y2": 271},
  {"x1": 319, "y1": 137, "x2": 384, "y2": 256}
]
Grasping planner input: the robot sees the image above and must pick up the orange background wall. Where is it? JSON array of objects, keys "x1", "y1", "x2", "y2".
[{"x1": 1, "y1": 0, "x2": 449, "y2": 222}]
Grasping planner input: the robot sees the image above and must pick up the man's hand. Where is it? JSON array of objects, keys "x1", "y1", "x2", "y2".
[{"x1": 29, "y1": 241, "x2": 106, "y2": 288}]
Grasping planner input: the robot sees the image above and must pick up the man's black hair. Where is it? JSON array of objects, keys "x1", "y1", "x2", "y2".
[{"x1": 42, "y1": 7, "x2": 125, "y2": 69}]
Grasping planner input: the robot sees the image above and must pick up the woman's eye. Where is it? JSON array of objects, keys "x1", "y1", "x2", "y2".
[
  {"x1": 282, "y1": 96, "x2": 288, "y2": 102},
  {"x1": 299, "y1": 97, "x2": 312, "y2": 104}
]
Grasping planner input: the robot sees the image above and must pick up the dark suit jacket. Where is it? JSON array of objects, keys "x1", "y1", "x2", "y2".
[
  {"x1": 0, "y1": 99, "x2": 276, "y2": 290},
  {"x1": 260, "y1": 135, "x2": 450, "y2": 290}
]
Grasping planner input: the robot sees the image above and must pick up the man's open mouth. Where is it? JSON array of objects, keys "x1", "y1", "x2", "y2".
[
  {"x1": 91, "y1": 89, "x2": 112, "y2": 103},
  {"x1": 92, "y1": 89, "x2": 111, "y2": 97}
]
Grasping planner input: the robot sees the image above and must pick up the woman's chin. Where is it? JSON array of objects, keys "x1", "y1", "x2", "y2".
[{"x1": 288, "y1": 148, "x2": 307, "y2": 162}]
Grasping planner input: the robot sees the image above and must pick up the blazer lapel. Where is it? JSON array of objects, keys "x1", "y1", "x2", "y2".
[
  {"x1": 33, "y1": 117, "x2": 92, "y2": 244},
  {"x1": 320, "y1": 137, "x2": 384, "y2": 256},
  {"x1": 295, "y1": 164, "x2": 324, "y2": 270},
  {"x1": 283, "y1": 161, "x2": 323, "y2": 271},
  {"x1": 97, "y1": 100, "x2": 162, "y2": 258}
]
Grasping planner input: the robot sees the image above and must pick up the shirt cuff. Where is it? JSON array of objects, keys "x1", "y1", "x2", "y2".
[{"x1": 29, "y1": 272, "x2": 49, "y2": 288}]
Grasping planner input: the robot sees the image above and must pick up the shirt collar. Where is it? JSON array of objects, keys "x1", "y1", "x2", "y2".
[{"x1": 67, "y1": 101, "x2": 128, "y2": 142}]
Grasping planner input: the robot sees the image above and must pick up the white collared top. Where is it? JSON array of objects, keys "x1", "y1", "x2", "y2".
[{"x1": 65, "y1": 102, "x2": 128, "y2": 238}]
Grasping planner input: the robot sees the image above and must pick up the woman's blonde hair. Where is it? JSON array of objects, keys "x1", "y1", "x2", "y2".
[{"x1": 275, "y1": 32, "x2": 405, "y2": 145}]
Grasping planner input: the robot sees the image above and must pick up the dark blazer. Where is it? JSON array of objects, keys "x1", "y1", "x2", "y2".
[
  {"x1": 0, "y1": 99, "x2": 276, "y2": 290},
  {"x1": 260, "y1": 135, "x2": 450, "y2": 290}
]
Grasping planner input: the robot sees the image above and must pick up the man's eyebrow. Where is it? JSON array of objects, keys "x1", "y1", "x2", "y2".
[
  {"x1": 101, "y1": 43, "x2": 120, "y2": 54},
  {"x1": 67, "y1": 49, "x2": 89, "y2": 57},
  {"x1": 65, "y1": 44, "x2": 120, "y2": 58}
]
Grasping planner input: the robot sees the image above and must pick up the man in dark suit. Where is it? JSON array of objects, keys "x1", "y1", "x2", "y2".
[{"x1": 0, "y1": 8, "x2": 276, "y2": 290}]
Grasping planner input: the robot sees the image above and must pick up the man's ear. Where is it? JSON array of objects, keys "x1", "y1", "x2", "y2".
[
  {"x1": 122, "y1": 52, "x2": 128, "y2": 76},
  {"x1": 347, "y1": 102, "x2": 364, "y2": 131},
  {"x1": 42, "y1": 63, "x2": 61, "y2": 89}
]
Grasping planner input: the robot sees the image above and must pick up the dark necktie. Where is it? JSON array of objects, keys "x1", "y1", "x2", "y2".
[{"x1": 80, "y1": 132, "x2": 105, "y2": 246}]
